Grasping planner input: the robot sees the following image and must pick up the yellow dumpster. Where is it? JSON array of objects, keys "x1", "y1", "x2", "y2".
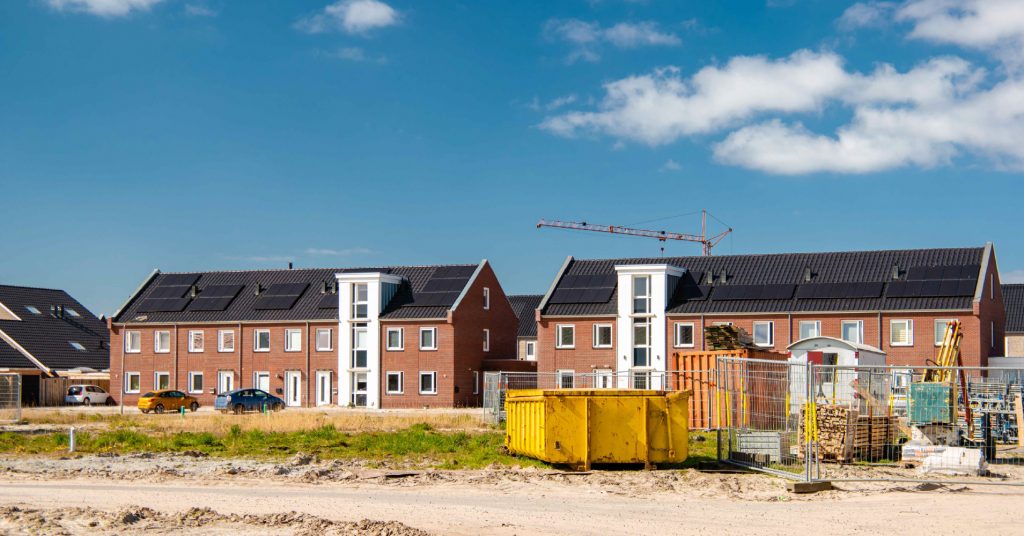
[{"x1": 504, "y1": 389, "x2": 690, "y2": 470}]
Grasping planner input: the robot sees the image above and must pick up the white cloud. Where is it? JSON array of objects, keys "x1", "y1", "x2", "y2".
[
  {"x1": 321, "y1": 47, "x2": 387, "y2": 63},
  {"x1": 837, "y1": 2, "x2": 897, "y2": 30},
  {"x1": 544, "y1": 19, "x2": 680, "y2": 63},
  {"x1": 1002, "y1": 270, "x2": 1024, "y2": 283},
  {"x1": 184, "y1": 4, "x2": 216, "y2": 17},
  {"x1": 305, "y1": 247, "x2": 373, "y2": 256},
  {"x1": 296, "y1": 0, "x2": 399, "y2": 35},
  {"x1": 542, "y1": 49, "x2": 1024, "y2": 174},
  {"x1": 659, "y1": 159, "x2": 682, "y2": 172},
  {"x1": 45, "y1": 0, "x2": 164, "y2": 17},
  {"x1": 527, "y1": 94, "x2": 578, "y2": 112}
]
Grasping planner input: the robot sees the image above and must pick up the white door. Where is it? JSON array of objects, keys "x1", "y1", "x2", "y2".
[
  {"x1": 316, "y1": 371, "x2": 332, "y2": 406},
  {"x1": 217, "y1": 371, "x2": 234, "y2": 394},
  {"x1": 253, "y1": 372, "x2": 270, "y2": 392},
  {"x1": 284, "y1": 371, "x2": 302, "y2": 407}
]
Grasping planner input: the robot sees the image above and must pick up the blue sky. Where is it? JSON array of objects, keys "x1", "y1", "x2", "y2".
[{"x1": 2, "y1": 0, "x2": 1023, "y2": 316}]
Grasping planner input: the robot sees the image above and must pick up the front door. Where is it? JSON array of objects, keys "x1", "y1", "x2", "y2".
[
  {"x1": 217, "y1": 371, "x2": 234, "y2": 394},
  {"x1": 352, "y1": 372, "x2": 368, "y2": 407},
  {"x1": 316, "y1": 371, "x2": 332, "y2": 406},
  {"x1": 284, "y1": 371, "x2": 302, "y2": 407},
  {"x1": 253, "y1": 372, "x2": 270, "y2": 392}
]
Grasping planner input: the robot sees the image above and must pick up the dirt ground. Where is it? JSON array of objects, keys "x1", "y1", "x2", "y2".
[{"x1": 1, "y1": 454, "x2": 1023, "y2": 535}]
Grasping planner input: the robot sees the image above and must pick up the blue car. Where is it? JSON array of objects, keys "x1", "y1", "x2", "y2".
[{"x1": 214, "y1": 389, "x2": 286, "y2": 414}]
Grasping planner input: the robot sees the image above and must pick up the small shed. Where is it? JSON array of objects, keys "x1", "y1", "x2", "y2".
[{"x1": 787, "y1": 337, "x2": 887, "y2": 410}]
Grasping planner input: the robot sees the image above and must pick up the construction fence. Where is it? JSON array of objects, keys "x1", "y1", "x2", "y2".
[{"x1": 0, "y1": 374, "x2": 21, "y2": 423}]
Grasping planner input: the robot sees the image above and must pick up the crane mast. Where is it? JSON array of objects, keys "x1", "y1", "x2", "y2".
[{"x1": 536, "y1": 209, "x2": 732, "y2": 256}]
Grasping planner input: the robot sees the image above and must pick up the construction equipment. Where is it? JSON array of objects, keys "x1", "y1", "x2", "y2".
[
  {"x1": 537, "y1": 209, "x2": 732, "y2": 256},
  {"x1": 910, "y1": 320, "x2": 974, "y2": 437}
]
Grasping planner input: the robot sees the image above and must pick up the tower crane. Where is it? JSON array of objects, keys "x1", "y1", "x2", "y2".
[{"x1": 536, "y1": 209, "x2": 732, "y2": 256}]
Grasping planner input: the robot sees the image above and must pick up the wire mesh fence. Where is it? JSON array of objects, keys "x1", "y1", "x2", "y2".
[
  {"x1": 718, "y1": 357, "x2": 1024, "y2": 485},
  {"x1": 0, "y1": 373, "x2": 21, "y2": 423}
]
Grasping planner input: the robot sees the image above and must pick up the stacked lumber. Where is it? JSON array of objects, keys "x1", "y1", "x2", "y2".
[
  {"x1": 799, "y1": 404, "x2": 855, "y2": 461},
  {"x1": 704, "y1": 325, "x2": 754, "y2": 350}
]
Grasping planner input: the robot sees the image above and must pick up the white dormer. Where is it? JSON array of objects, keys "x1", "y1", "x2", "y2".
[
  {"x1": 613, "y1": 264, "x2": 685, "y2": 389},
  {"x1": 336, "y1": 272, "x2": 403, "y2": 408}
]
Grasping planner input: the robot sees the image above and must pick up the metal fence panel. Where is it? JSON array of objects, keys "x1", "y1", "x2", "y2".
[{"x1": 0, "y1": 373, "x2": 21, "y2": 423}]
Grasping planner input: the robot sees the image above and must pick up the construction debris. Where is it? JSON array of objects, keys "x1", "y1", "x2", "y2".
[{"x1": 704, "y1": 325, "x2": 754, "y2": 350}]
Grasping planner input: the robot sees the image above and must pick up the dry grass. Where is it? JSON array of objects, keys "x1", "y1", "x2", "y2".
[{"x1": 17, "y1": 407, "x2": 495, "y2": 434}]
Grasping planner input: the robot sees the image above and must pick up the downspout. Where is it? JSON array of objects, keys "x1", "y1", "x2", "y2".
[
  {"x1": 238, "y1": 322, "x2": 243, "y2": 388},
  {"x1": 877, "y1": 312, "x2": 883, "y2": 350},
  {"x1": 787, "y1": 313, "x2": 793, "y2": 348},
  {"x1": 119, "y1": 324, "x2": 125, "y2": 415},
  {"x1": 305, "y1": 321, "x2": 311, "y2": 407},
  {"x1": 173, "y1": 325, "x2": 179, "y2": 389}
]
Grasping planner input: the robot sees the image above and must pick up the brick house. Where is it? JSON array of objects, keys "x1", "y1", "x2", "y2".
[
  {"x1": 508, "y1": 295, "x2": 542, "y2": 361},
  {"x1": 1003, "y1": 284, "x2": 1024, "y2": 356},
  {"x1": 109, "y1": 261, "x2": 518, "y2": 409},
  {"x1": 535, "y1": 244, "x2": 1004, "y2": 387}
]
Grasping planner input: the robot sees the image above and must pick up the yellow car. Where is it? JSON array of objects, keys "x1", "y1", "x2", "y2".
[{"x1": 137, "y1": 390, "x2": 200, "y2": 414}]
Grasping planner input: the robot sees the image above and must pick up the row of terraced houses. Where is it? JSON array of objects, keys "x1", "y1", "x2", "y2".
[{"x1": 2, "y1": 242, "x2": 1017, "y2": 407}]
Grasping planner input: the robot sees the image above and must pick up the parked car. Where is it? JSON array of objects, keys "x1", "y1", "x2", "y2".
[
  {"x1": 137, "y1": 390, "x2": 200, "y2": 414},
  {"x1": 65, "y1": 385, "x2": 115, "y2": 406},
  {"x1": 214, "y1": 389, "x2": 285, "y2": 414}
]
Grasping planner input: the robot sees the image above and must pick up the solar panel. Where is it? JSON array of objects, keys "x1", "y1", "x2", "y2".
[
  {"x1": 431, "y1": 265, "x2": 476, "y2": 279},
  {"x1": 263, "y1": 283, "x2": 309, "y2": 296},
  {"x1": 161, "y1": 274, "x2": 200, "y2": 287},
  {"x1": 137, "y1": 297, "x2": 191, "y2": 313},
  {"x1": 200, "y1": 284, "x2": 244, "y2": 298},
  {"x1": 148, "y1": 285, "x2": 190, "y2": 299},
  {"x1": 907, "y1": 265, "x2": 980, "y2": 281},
  {"x1": 318, "y1": 294, "x2": 339, "y2": 309},
  {"x1": 410, "y1": 291, "x2": 461, "y2": 307},
  {"x1": 423, "y1": 278, "x2": 468, "y2": 293},
  {"x1": 886, "y1": 279, "x2": 975, "y2": 298},
  {"x1": 254, "y1": 295, "x2": 303, "y2": 310},
  {"x1": 796, "y1": 282, "x2": 884, "y2": 299},
  {"x1": 188, "y1": 296, "x2": 236, "y2": 312}
]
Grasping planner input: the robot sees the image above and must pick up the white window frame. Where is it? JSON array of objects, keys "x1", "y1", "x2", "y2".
[
  {"x1": 188, "y1": 330, "x2": 204, "y2": 353},
  {"x1": 125, "y1": 331, "x2": 141, "y2": 353},
  {"x1": 352, "y1": 283, "x2": 369, "y2": 320},
  {"x1": 124, "y1": 372, "x2": 141, "y2": 394},
  {"x1": 592, "y1": 323, "x2": 613, "y2": 349},
  {"x1": 69, "y1": 341, "x2": 86, "y2": 351},
  {"x1": 254, "y1": 329, "x2": 271, "y2": 352},
  {"x1": 595, "y1": 369, "x2": 614, "y2": 389},
  {"x1": 890, "y1": 319, "x2": 914, "y2": 347},
  {"x1": 483, "y1": 329, "x2": 490, "y2": 352},
  {"x1": 841, "y1": 320, "x2": 864, "y2": 344},
  {"x1": 188, "y1": 371, "x2": 204, "y2": 394},
  {"x1": 386, "y1": 327, "x2": 405, "y2": 351},
  {"x1": 419, "y1": 371, "x2": 437, "y2": 395},
  {"x1": 419, "y1": 327, "x2": 438, "y2": 351},
  {"x1": 555, "y1": 324, "x2": 575, "y2": 349},
  {"x1": 525, "y1": 340, "x2": 536, "y2": 361},
  {"x1": 154, "y1": 371, "x2": 170, "y2": 391},
  {"x1": 218, "y1": 330, "x2": 235, "y2": 353},
  {"x1": 473, "y1": 371, "x2": 480, "y2": 394},
  {"x1": 25, "y1": 305, "x2": 41, "y2": 315},
  {"x1": 632, "y1": 275, "x2": 651, "y2": 315},
  {"x1": 351, "y1": 324, "x2": 369, "y2": 368},
  {"x1": 483, "y1": 287, "x2": 490, "y2": 310},
  {"x1": 154, "y1": 330, "x2": 171, "y2": 354},
  {"x1": 752, "y1": 321, "x2": 774, "y2": 347},
  {"x1": 385, "y1": 371, "x2": 404, "y2": 394},
  {"x1": 934, "y1": 319, "x2": 955, "y2": 346},
  {"x1": 316, "y1": 328, "x2": 333, "y2": 351},
  {"x1": 557, "y1": 369, "x2": 575, "y2": 389},
  {"x1": 285, "y1": 328, "x2": 302, "y2": 353},
  {"x1": 632, "y1": 318, "x2": 651, "y2": 368},
  {"x1": 673, "y1": 322, "x2": 695, "y2": 348},
  {"x1": 798, "y1": 321, "x2": 821, "y2": 340}
]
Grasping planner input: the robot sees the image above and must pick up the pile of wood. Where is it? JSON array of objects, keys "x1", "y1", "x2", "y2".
[
  {"x1": 799, "y1": 403, "x2": 899, "y2": 462},
  {"x1": 704, "y1": 325, "x2": 754, "y2": 350}
]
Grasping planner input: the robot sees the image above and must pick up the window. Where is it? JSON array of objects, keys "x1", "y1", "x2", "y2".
[
  {"x1": 218, "y1": 330, "x2": 235, "y2": 352},
  {"x1": 674, "y1": 322, "x2": 695, "y2": 348},
  {"x1": 352, "y1": 325, "x2": 368, "y2": 368},
  {"x1": 632, "y1": 275, "x2": 651, "y2": 314},
  {"x1": 386, "y1": 371, "x2": 404, "y2": 394},
  {"x1": 798, "y1": 321, "x2": 821, "y2": 340},
  {"x1": 316, "y1": 328, "x2": 333, "y2": 351},
  {"x1": 633, "y1": 319, "x2": 651, "y2": 367},
  {"x1": 254, "y1": 329, "x2": 271, "y2": 352},
  {"x1": 753, "y1": 321, "x2": 774, "y2": 347},
  {"x1": 154, "y1": 331, "x2": 170, "y2": 353},
  {"x1": 65, "y1": 308, "x2": 80, "y2": 318},
  {"x1": 24, "y1": 306, "x2": 40, "y2": 315},
  {"x1": 934, "y1": 319, "x2": 954, "y2": 346},
  {"x1": 483, "y1": 287, "x2": 490, "y2": 310},
  {"x1": 890, "y1": 319, "x2": 913, "y2": 346},
  {"x1": 419, "y1": 371, "x2": 437, "y2": 394},
  {"x1": 419, "y1": 327, "x2": 437, "y2": 350},
  {"x1": 525, "y1": 341, "x2": 536, "y2": 361},
  {"x1": 483, "y1": 329, "x2": 490, "y2": 352},
  {"x1": 473, "y1": 371, "x2": 480, "y2": 394},
  {"x1": 125, "y1": 372, "x2": 141, "y2": 394},
  {"x1": 154, "y1": 372, "x2": 170, "y2": 391},
  {"x1": 125, "y1": 331, "x2": 141, "y2": 353},
  {"x1": 285, "y1": 328, "x2": 302, "y2": 352},
  {"x1": 557, "y1": 370, "x2": 575, "y2": 389},
  {"x1": 555, "y1": 325, "x2": 575, "y2": 349},
  {"x1": 188, "y1": 330, "x2": 204, "y2": 353},
  {"x1": 386, "y1": 327, "x2": 404, "y2": 351},
  {"x1": 188, "y1": 372, "x2": 204, "y2": 394},
  {"x1": 841, "y1": 321, "x2": 863, "y2": 344},
  {"x1": 352, "y1": 283, "x2": 369, "y2": 319},
  {"x1": 69, "y1": 341, "x2": 86, "y2": 351},
  {"x1": 592, "y1": 324, "x2": 613, "y2": 348}
]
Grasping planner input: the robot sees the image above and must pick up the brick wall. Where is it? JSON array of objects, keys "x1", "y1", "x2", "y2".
[
  {"x1": 537, "y1": 317, "x2": 617, "y2": 374},
  {"x1": 377, "y1": 320, "x2": 454, "y2": 408}
]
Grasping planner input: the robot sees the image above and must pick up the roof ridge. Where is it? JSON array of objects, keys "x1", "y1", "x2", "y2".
[
  {"x1": 575, "y1": 245, "x2": 986, "y2": 263},
  {"x1": 0, "y1": 284, "x2": 73, "y2": 294},
  {"x1": 157, "y1": 263, "x2": 480, "y2": 275}
]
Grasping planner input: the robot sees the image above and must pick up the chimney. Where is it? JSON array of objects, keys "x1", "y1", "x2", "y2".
[
  {"x1": 718, "y1": 270, "x2": 728, "y2": 285},
  {"x1": 288, "y1": 262, "x2": 293, "y2": 270},
  {"x1": 255, "y1": 284, "x2": 263, "y2": 296},
  {"x1": 891, "y1": 264, "x2": 901, "y2": 280},
  {"x1": 704, "y1": 271, "x2": 715, "y2": 285},
  {"x1": 803, "y1": 266, "x2": 813, "y2": 282},
  {"x1": 321, "y1": 281, "x2": 328, "y2": 294}
]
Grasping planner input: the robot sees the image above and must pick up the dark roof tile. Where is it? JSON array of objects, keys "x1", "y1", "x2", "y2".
[
  {"x1": 508, "y1": 295, "x2": 542, "y2": 338},
  {"x1": 1004, "y1": 284, "x2": 1024, "y2": 333},
  {"x1": 0, "y1": 285, "x2": 109, "y2": 371}
]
